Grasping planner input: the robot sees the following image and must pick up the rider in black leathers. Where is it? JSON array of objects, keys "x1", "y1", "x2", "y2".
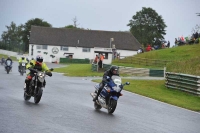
[
  {"x1": 4, "y1": 56, "x2": 13, "y2": 70},
  {"x1": 93, "y1": 66, "x2": 119, "y2": 101}
]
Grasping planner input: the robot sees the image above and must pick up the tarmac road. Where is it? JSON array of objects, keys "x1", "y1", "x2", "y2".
[{"x1": 0, "y1": 62, "x2": 200, "y2": 133}]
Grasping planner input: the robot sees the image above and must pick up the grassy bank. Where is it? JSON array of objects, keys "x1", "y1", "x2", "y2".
[
  {"x1": 0, "y1": 54, "x2": 17, "y2": 61},
  {"x1": 92, "y1": 79, "x2": 200, "y2": 112},
  {"x1": 113, "y1": 44, "x2": 200, "y2": 75}
]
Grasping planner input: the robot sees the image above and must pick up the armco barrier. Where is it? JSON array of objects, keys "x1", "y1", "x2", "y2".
[
  {"x1": 60, "y1": 58, "x2": 90, "y2": 64},
  {"x1": 165, "y1": 72, "x2": 200, "y2": 96}
]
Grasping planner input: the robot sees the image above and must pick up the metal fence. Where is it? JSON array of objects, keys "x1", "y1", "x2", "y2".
[{"x1": 165, "y1": 72, "x2": 200, "y2": 96}]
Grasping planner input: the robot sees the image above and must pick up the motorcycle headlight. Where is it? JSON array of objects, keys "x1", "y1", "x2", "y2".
[
  {"x1": 37, "y1": 72, "x2": 45, "y2": 82},
  {"x1": 112, "y1": 85, "x2": 122, "y2": 92}
]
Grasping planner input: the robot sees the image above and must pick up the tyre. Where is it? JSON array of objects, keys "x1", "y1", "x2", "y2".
[
  {"x1": 34, "y1": 87, "x2": 43, "y2": 104},
  {"x1": 24, "y1": 92, "x2": 31, "y2": 101},
  {"x1": 6, "y1": 69, "x2": 9, "y2": 74},
  {"x1": 94, "y1": 102, "x2": 102, "y2": 110},
  {"x1": 108, "y1": 99, "x2": 117, "y2": 114}
]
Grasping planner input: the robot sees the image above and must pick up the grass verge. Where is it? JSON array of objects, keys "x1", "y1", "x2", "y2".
[
  {"x1": 0, "y1": 54, "x2": 17, "y2": 61},
  {"x1": 54, "y1": 64, "x2": 104, "y2": 77},
  {"x1": 92, "y1": 79, "x2": 200, "y2": 112}
]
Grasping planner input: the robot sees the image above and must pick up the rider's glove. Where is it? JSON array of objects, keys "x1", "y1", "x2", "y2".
[{"x1": 46, "y1": 72, "x2": 52, "y2": 77}]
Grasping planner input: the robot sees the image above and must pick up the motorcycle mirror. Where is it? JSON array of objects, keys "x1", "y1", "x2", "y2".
[
  {"x1": 126, "y1": 82, "x2": 130, "y2": 85},
  {"x1": 50, "y1": 68, "x2": 54, "y2": 71}
]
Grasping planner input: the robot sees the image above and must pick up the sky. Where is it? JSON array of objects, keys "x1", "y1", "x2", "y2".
[{"x1": 0, "y1": 0, "x2": 199, "y2": 47}]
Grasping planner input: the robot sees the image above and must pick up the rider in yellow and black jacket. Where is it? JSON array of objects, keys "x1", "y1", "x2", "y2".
[{"x1": 24, "y1": 55, "x2": 52, "y2": 94}]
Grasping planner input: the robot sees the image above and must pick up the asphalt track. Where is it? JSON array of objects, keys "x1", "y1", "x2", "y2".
[{"x1": 0, "y1": 62, "x2": 200, "y2": 133}]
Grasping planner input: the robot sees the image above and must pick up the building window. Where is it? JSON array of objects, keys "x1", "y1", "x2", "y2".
[
  {"x1": 36, "y1": 45, "x2": 48, "y2": 49},
  {"x1": 42, "y1": 45, "x2": 48, "y2": 49},
  {"x1": 82, "y1": 48, "x2": 90, "y2": 52},
  {"x1": 61, "y1": 46, "x2": 68, "y2": 51},
  {"x1": 37, "y1": 45, "x2": 42, "y2": 49}
]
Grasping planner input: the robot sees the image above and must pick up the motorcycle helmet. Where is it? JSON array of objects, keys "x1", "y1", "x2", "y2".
[
  {"x1": 22, "y1": 56, "x2": 25, "y2": 60},
  {"x1": 110, "y1": 66, "x2": 119, "y2": 75},
  {"x1": 36, "y1": 55, "x2": 43, "y2": 63}
]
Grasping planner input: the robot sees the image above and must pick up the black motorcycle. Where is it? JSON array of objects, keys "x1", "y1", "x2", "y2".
[
  {"x1": 5, "y1": 60, "x2": 12, "y2": 74},
  {"x1": 24, "y1": 68, "x2": 53, "y2": 104},
  {"x1": 19, "y1": 62, "x2": 27, "y2": 76}
]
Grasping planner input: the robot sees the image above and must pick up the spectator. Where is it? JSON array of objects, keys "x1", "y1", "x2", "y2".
[
  {"x1": 167, "y1": 41, "x2": 170, "y2": 48},
  {"x1": 146, "y1": 45, "x2": 152, "y2": 52},
  {"x1": 194, "y1": 32, "x2": 199, "y2": 39},
  {"x1": 93, "y1": 55, "x2": 99, "y2": 64},
  {"x1": 175, "y1": 38, "x2": 178, "y2": 46},
  {"x1": 98, "y1": 53, "x2": 104, "y2": 68}
]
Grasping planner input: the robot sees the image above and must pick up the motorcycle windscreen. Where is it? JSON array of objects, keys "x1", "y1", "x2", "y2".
[
  {"x1": 6, "y1": 60, "x2": 12, "y2": 66},
  {"x1": 111, "y1": 76, "x2": 122, "y2": 92}
]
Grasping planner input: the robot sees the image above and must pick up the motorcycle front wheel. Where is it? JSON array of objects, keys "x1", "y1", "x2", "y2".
[
  {"x1": 108, "y1": 99, "x2": 117, "y2": 114},
  {"x1": 34, "y1": 87, "x2": 43, "y2": 104}
]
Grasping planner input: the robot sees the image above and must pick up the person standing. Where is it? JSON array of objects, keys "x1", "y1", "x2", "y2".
[{"x1": 167, "y1": 41, "x2": 170, "y2": 48}]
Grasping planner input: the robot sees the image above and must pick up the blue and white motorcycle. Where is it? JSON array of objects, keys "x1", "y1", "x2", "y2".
[{"x1": 90, "y1": 75, "x2": 130, "y2": 114}]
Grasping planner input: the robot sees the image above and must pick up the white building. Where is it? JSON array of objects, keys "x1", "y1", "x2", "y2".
[{"x1": 29, "y1": 26, "x2": 141, "y2": 64}]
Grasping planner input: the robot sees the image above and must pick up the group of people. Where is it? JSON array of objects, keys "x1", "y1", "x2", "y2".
[
  {"x1": 175, "y1": 32, "x2": 200, "y2": 46},
  {"x1": 93, "y1": 53, "x2": 105, "y2": 68}
]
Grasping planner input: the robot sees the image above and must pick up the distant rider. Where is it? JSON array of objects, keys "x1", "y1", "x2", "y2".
[
  {"x1": 24, "y1": 55, "x2": 52, "y2": 95},
  {"x1": 18, "y1": 56, "x2": 27, "y2": 72},
  {"x1": 93, "y1": 66, "x2": 119, "y2": 101},
  {"x1": 5, "y1": 56, "x2": 13, "y2": 70}
]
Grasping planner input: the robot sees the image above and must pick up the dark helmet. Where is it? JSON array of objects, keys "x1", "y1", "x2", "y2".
[
  {"x1": 36, "y1": 55, "x2": 43, "y2": 63},
  {"x1": 22, "y1": 57, "x2": 25, "y2": 60},
  {"x1": 110, "y1": 66, "x2": 119, "y2": 75},
  {"x1": 31, "y1": 58, "x2": 34, "y2": 60}
]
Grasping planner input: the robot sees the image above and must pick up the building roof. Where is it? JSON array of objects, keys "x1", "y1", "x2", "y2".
[{"x1": 30, "y1": 26, "x2": 141, "y2": 51}]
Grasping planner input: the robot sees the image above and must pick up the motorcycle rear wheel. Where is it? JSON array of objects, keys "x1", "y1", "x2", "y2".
[
  {"x1": 108, "y1": 99, "x2": 117, "y2": 114},
  {"x1": 24, "y1": 92, "x2": 31, "y2": 101}
]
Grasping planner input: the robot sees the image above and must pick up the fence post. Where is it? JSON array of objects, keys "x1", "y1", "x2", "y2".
[{"x1": 164, "y1": 67, "x2": 166, "y2": 78}]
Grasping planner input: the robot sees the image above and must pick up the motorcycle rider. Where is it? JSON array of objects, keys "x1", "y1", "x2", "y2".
[
  {"x1": 18, "y1": 56, "x2": 27, "y2": 72},
  {"x1": 24, "y1": 55, "x2": 52, "y2": 95},
  {"x1": 93, "y1": 66, "x2": 119, "y2": 101},
  {"x1": 1, "y1": 56, "x2": 5, "y2": 65},
  {"x1": 4, "y1": 56, "x2": 13, "y2": 70}
]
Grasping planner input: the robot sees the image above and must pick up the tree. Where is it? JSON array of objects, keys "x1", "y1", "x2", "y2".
[
  {"x1": 22, "y1": 18, "x2": 52, "y2": 52},
  {"x1": 64, "y1": 25, "x2": 78, "y2": 29},
  {"x1": 1, "y1": 21, "x2": 24, "y2": 51},
  {"x1": 127, "y1": 7, "x2": 167, "y2": 48}
]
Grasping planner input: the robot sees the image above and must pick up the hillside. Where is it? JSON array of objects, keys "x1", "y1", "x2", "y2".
[{"x1": 113, "y1": 44, "x2": 200, "y2": 76}]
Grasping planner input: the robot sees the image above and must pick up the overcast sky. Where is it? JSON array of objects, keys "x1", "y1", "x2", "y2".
[{"x1": 0, "y1": 0, "x2": 199, "y2": 46}]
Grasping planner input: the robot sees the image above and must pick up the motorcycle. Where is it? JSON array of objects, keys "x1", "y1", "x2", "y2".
[
  {"x1": 19, "y1": 62, "x2": 27, "y2": 76},
  {"x1": 24, "y1": 68, "x2": 53, "y2": 104},
  {"x1": 1, "y1": 58, "x2": 5, "y2": 65},
  {"x1": 5, "y1": 60, "x2": 12, "y2": 74},
  {"x1": 90, "y1": 75, "x2": 130, "y2": 114}
]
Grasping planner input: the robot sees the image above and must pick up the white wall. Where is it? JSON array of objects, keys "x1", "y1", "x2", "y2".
[{"x1": 29, "y1": 44, "x2": 137, "y2": 63}]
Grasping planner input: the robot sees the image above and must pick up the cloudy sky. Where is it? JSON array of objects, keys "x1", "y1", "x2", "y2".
[{"x1": 0, "y1": 0, "x2": 199, "y2": 46}]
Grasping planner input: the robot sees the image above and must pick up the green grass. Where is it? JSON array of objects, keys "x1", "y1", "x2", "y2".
[
  {"x1": 54, "y1": 64, "x2": 104, "y2": 77},
  {"x1": 92, "y1": 79, "x2": 200, "y2": 112},
  {"x1": 0, "y1": 54, "x2": 17, "y2": 61}
]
